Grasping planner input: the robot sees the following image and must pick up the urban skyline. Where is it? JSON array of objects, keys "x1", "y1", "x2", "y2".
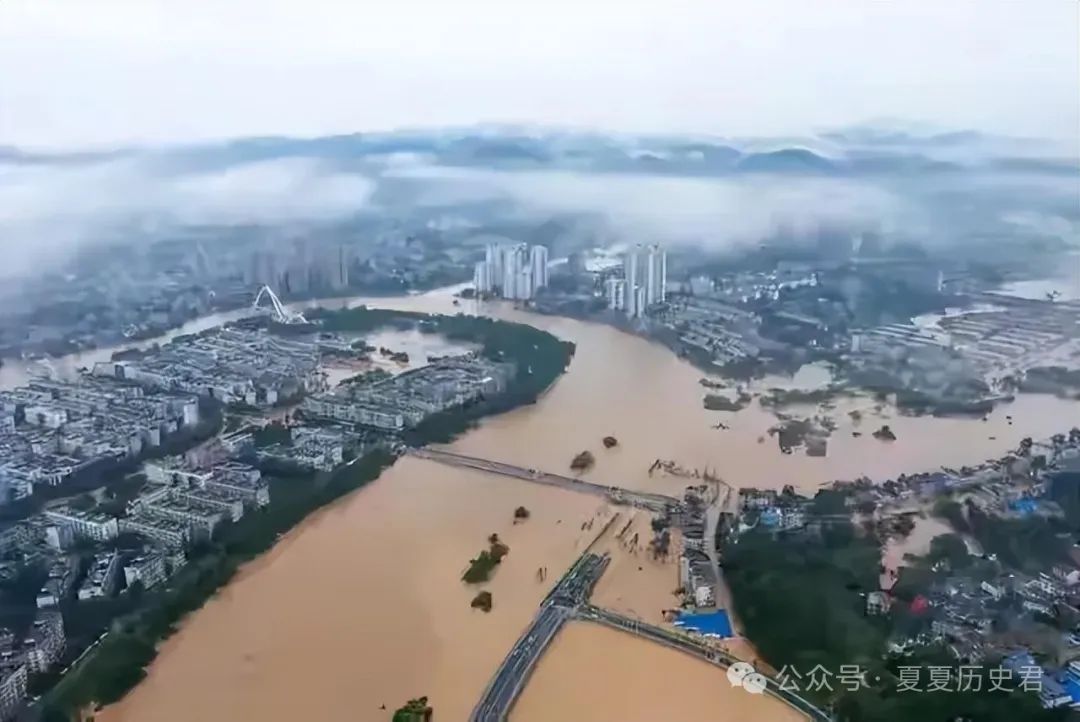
[
  {"x1": 474, "y1": 242, "x2": 550, "y2": 301},
  {"x1": 608, "y1": 244, "x2": 668, "y2": 318}
]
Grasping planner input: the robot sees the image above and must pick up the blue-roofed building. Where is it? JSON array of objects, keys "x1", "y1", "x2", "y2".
[
  {"x1": 1061, "y1": 673, "x2": 1080, "y2": 708},
  {"x1": 1009, "y1": 498, "x2": 1039, "y2": 516},
  {"x1": 1002, "y1": 650, "x2": 1073, "y2": 709},
  {"x1": 1003, "y1": 649, "x2": 1038, "y2": 674},
  {"x1": 674, "y1": 610, "x2": 733, "y2": 638},
  {"x1": 760, "y1": 508, "x2": 782, "y2": 528},
  {"x1": 1040, "y1": 674, "x2": 1072, "y2": 709}
]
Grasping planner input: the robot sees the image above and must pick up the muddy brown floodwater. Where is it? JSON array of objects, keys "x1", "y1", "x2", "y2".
[
  {"x1": 512, "y1": 622, "x2": 807, "y2": 722},
  {"x1": 94, "y1": 287, "x2": 1080, "y2": 721},
  {"x1": 880, "y1": 515, "x2": 955, "y2": 590}
]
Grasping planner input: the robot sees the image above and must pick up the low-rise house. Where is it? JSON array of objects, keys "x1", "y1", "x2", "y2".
[{"x1": 866, "y1": 591, "x2": 891, "y2": 616}]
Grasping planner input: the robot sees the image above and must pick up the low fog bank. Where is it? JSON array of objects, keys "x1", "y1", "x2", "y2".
[
  {"x1": 0, "y1": 157, "x2": 376, "y2": 277},
  {"x1": 0, "y1": 124, "x2": 1077, "y2": 278},
  {"x1": 387, "y1": 163, "x2": 915, "y2": 251}
]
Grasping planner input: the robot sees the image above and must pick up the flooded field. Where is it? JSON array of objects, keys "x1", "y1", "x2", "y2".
[
  {"x1": 880, "y1": 515, "x2": 955, "y2": 590},
  {"x1": 322, "y1": 327, "x2": 478, "y2": 386},
  {"x1": 588, "y1": 512, "x2": 682, "y2": 626}
]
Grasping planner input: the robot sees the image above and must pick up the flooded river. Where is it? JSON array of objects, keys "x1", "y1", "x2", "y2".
[
  {"x1": 49, "y1": 285, "x2": 1077, "y2": 721},
  {"x1": 512, "y1": 622, "x2": 806, "y2": 722}
]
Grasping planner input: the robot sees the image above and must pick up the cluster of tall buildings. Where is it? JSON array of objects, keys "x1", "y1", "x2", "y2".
[
  {"x1": 605, "y1": 244, "x2": 667, "y2": 318},
  {"x1": 474, "y1": 243, "x2": 549, "y2": 300},
  {"x1": 245, "y1": 242, "x2": 350, "y2": 295}
]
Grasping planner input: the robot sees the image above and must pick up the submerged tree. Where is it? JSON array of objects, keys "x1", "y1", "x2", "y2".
[
  {"x1": 471, "y1": 590, "x2": 493, "y2": 612},
  {"x1": 393, "y1": 696, "x2": 434, "y2": 722}
]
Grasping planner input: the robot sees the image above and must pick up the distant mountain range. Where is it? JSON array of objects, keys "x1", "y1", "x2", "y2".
[{"x1": 3, "y1": 125, "x2": 1076, "y2": 178}]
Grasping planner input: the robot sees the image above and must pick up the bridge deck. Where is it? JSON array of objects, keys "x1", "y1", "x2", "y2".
[
  {"x1": 408, "y1": 447, "x2": 679, "y2": 511},
  {"x1": 469, "y1": 553, "x2": 611, "y2": 722},
  {"x1": 575, "y1": 606, "x2": 832, "y2": 722}
]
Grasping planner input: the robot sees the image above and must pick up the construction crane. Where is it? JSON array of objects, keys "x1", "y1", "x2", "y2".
[{"x1": 252, "y1": 285, "x2": 308, "y2": 324}]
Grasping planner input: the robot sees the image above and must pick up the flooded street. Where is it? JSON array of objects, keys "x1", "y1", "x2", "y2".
[
  {"x1": 322, "y1": 327, "x2": 478, "y2": 387},
  {"x1": 61, "y1": 285, "x2": 1080, "y2": 721},
  {"x1": 880, "y1": 515, "x2": 955, "y2": 590}
]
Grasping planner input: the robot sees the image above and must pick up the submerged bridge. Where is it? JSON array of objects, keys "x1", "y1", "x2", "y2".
[
  {"x1": 469, "y1": 550, "x2": 831, "y2": 722},
  {"x1": 407, "y1": 447, "x2": 679, "y2": 512},
  {"x1": 469, "y1": 552, "x2": 611, "y2": 722},
  {"x1": 574, "y1": 605, "x2": 833, "y2": 722},
  {"x1": 446, "y1": 448, "x2": 832, "y2": 720}
]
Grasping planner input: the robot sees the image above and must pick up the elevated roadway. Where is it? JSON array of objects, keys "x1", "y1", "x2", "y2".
[
  {"x1": 468, "y1": 552, "x2": 611, "y2": 722},
  {"x1": 575, "y1": 605, "x2": 832, "y2": 722},
  {"x1": 407, "y1": 447, "x2": 679, "y2": 512}
]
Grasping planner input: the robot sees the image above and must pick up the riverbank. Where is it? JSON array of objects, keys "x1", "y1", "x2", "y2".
[
  {"x1": 724, "y1": 507, "x2": 1050, "y2": 721},
  {"x1": 41, "y1": 306, "x2": 575, "y2": 719},
  {"x1": 45, "y1": 450, "x2": 397, "y2": 717},
  {"x1": 0, "y1": 276, "x2": 473, "y2": 366},
  {"x1": 55, "y1": 286, "x2": 1080, "y2": 722}
]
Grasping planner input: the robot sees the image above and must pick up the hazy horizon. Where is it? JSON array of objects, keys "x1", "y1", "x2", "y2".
[
  {"x1": 2, "y1": 1, "x2": 1077, "y2": 151},
  {"x1": 0, "y1": 0, "x2": 1076, "y2": 279}
]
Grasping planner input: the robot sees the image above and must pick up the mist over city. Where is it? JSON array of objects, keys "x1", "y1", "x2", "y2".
[
  {"x1": 0, "y1": 2, "x2": 1078, "y2": 722},
  {"x1": 1, "y1": 122, "x2": 1077, "y2": 281}
]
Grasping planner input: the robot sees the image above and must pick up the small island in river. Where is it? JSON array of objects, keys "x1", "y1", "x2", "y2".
[
  {"x1": 570, "y1": 450, "x2": 595, "y2": 471},
  {"x1": 462, "y1": 534, "x2": 510, "y2": 584},
  {"x1": 873, "y1": 424, "x2": 898, "y2": 441},
  {"x1": 470, "y1": 590, "x2": 493, "y2": 613}
]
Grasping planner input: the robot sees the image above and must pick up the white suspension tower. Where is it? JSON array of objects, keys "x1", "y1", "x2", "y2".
[{"x1": 252, "y1": 285, "x2": 308, "y2": 324}]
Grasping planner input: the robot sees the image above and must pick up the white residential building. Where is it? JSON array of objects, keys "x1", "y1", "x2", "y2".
[
  {"x1": 0, "y1": 664, "x2": 26, "y2": 722},
  {"x1": 500, "y1": 244, "x2": 534, "y2": 300},
  {"x1": 23, "y1": 611, "x2": 64, "y2": 674},
  {"x1": 77, "y1": 551, "x2": 121, "y2": 600},
  {"x1": 473, "y1": 261, "x2": 492, "y2": 295},
  {"x1": 501, "y1": 245, "x2": 522, "y2": 299},
  {"x1": 118, "y1": 516, "x2": 188, "y2": 549},
  {"x1": 516, "y1": 268, "x2": 533, "y2": 300},
  {"x1": 124, "y1": 553, "x2": 167, "y2": 590},
  {"x1": 634, "y1": 286, "x2": 646, "y2": 319},
  {"x1": 605, "y1": 278, "x2": 626, "y2": 311},
  {"x1": 624, "y1": 249, "x2": 640, "y2": 318},
  {"x1": 530, "y1": 245, "x2": 549, "y2": 290},
  {"x1": 43, "y1": 508, "x2": 118, "y2": 542},
  {"x1": 480, "y1": 242, "x2": 546, "y2": 301},
  {"x1": 620, "y1": 244, "x2": 667, "y2": 316},
  {"x1": 485, "y1": 243, "x2": 504, "y2": 292},
  {"x1": 645, "y1": 244, "x2": 667, "y2": 306}
]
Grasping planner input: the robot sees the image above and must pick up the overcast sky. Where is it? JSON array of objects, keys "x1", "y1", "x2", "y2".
[{"x1": 1, "y1": 0, "x2": 1078, "y2": 150}]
